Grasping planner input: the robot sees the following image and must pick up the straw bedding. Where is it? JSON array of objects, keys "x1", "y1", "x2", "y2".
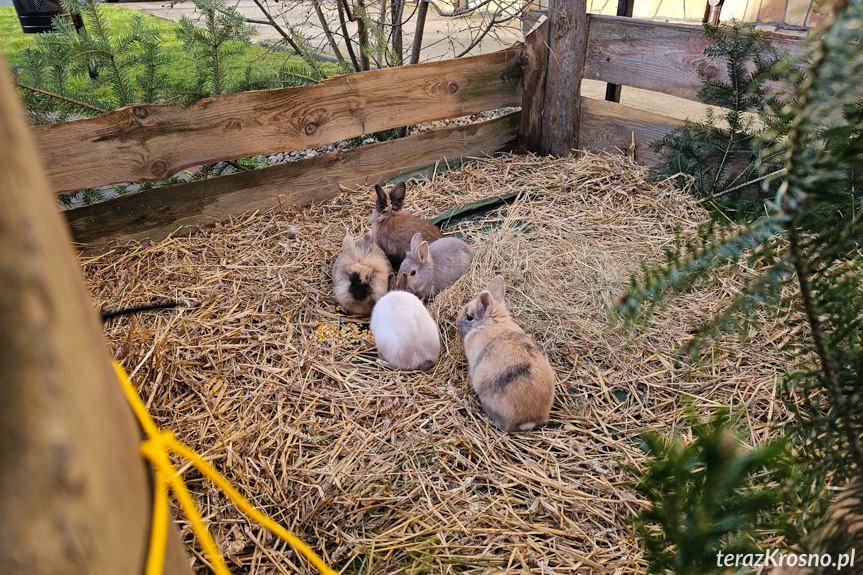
[{"x1": 83, "y1": 153, "x2": 795, "y2": 574}]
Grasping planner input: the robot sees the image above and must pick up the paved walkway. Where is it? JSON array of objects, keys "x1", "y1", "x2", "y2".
[
  {"x1": 115, "y1": 0, "x2": 523, "y2": 63},
  {"x1": 114, "y1": 1, "x2": 707, "y2": 120}
]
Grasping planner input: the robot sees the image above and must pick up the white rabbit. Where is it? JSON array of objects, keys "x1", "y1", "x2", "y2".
[{"x1": 370, "y1": 273, "x2": 441, "y2": 371}]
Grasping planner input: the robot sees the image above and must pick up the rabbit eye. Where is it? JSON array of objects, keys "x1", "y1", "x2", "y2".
[
  {"x1": 466, "y1": 314, "x2": 474, "y2": 321},
  {"x1": 410, "y1": 270, "x2": 416, "y2": 276}
]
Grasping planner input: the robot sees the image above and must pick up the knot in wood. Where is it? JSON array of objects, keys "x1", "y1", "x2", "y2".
[
  {"x1": 304, "y1": 122, "x2": 318, "y2": 135},
  {"x1": 520, "y1": 55, "x2": 531, "y2": 67},
  {"x1": 150, "y1": 161, "x2": 168, "y2": 177},
  {"x1": 224, "y1": 119, "x2": 242, "y2": 132},
  {"x1": 702, "y1": 64, "x2": 720, "y2": 78},
  {"x1": 132, "y1": 106, "x2": 149, "y2": 119},
  {"x1": 447, "y1": 82, "x2": 459, "y2": 95}
]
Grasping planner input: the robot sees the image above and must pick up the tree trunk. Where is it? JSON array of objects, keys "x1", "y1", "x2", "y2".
[
  {"x1": 392, "y1": 0, "x2": 404, "y2": 65},
  {"x1": 0, "y1": 55, "x2": 192, "y2": 575},
  {"x1": 409, "y1": 0, "x2": 429, "y2": 65},
  {"x1": 356, "y1": 0, "x2": 370, "y2": 71}
]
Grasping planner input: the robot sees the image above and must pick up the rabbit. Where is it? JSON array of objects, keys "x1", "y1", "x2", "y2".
[
  {"x1": 332, "y1": 233, "x2": 392, "y2": 316},
  {"x1": 370, "y1": 272, "x2": 441, "y2": 371},
  {"x1": 371, "y1": 181, "x2": 443, "y2": 271},
  {"x1": 398, "y1": 232, "x2": 473, "y2": 300},
  {"x1": 456, "y1": 275, "x2": 555, "y2": 432}
]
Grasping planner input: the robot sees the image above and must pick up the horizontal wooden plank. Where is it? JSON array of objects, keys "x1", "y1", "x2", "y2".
[
  {"x1": 37, "y1": 47, "x2": 524, "y2": 194},
  {"x1": 584, "y1": 15, "x2": 808, "y2": 104},
  {"x1": 65, "y1": 112, "x2": 521, "y2": 250},
  {"x1": 578, "y1": 97, "x2": 684, "y2": 165}
]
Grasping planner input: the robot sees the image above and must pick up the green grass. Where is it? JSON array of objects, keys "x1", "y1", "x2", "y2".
[
  {"x1": 0, "y1": 7, "x2": 35, "y2": 60},
  {"x1": 0, "y1": 4, "x2": 327, "y2": 105}
]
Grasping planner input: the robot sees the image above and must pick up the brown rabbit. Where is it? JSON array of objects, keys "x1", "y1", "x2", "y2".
[
  {"x1": 371, "y1": 181, "x2": 443, "y2": 271},
  {"x1": 332, "y1": 233, "x2": 392, "y2": 316},
  {"x1": 456, "y1": 275, "x2": 555, "y2": 432}
]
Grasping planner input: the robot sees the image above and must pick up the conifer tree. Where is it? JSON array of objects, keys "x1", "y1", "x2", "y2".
[
  {"x1": 650, "y1": 22, "x2": 792, "y2": 211},
  {"x1": 619, "y1": 0, "x2": 863, "y2": 570}
]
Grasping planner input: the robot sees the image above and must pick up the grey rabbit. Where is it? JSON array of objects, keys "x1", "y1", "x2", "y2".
[
  {"x1": 398, "y1": 232, "x2": 473, "y2": 300},
  {"x1": 371, "y1": 181, "x2": 443, "y2": 271}
]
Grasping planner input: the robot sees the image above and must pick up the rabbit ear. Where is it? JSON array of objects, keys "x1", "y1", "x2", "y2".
[
  {"x1": 390, "y1": 181, "x2": 406, "y2": 209},
  {"x1": 375, "y1": 184, "x2": 387, "y2": 211},
  {"x1": 342, "y1": 234, "x2": 355, "y2": 251},
  {"x1": 417, "y1": 241, "x2": 429, "y2": 262},
  {"x1": 387, "y1": 272, "x2": 397, "y2": 291},
  {"x1": 479, "y1": 291, "x2": 492, "y2": 312},
  {"x1": 359, "y1": 233, "x2": 373, "y2": 251},
  {"x1": 410, "y1": 232, "x2": 423, "y2": 252},
  {"x1": 487, "y1": 275, "x2": 505, "y2": 302},
  {"x1": 398, "y1": 272, "x2": 408, "y2": 291}
]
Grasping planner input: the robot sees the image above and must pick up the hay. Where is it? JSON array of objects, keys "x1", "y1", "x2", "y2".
[{"x1": 83, "y1": 153, "x2": 795, "y2": 574}]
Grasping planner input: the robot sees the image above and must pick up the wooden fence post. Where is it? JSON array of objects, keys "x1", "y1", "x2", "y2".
[
  {"x1": 518, "y1": 15, "x2": 549, "y2": 153},
  {"x1": 540, "y1": 0, "x2": 588, "y2": 156},
  {"x1": 0, "y1": 56, "x2": 192, "y2": 575},
  {"x1": 604, "y1": 0, "x2": 635, "y2": 103}
]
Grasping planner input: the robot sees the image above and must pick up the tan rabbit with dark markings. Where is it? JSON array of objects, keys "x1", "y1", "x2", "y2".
[
  {"x1": 371, "y1": 181, "x2": 443, "y2": 271},
  {"x1": 456, "y1": 275, "x2": 555, "y2": 432},
  {"x1": 332, "y1": 233, "x2": 392, "y2": 316}
]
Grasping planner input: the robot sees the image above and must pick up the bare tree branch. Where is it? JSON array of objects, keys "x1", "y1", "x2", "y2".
[
  {"x1": 455, "y1": 11, "x2": 520, "y2": 58},
  {"x1": 312, "y1": 0, "x2": 348, "y2": 68},
  {"x1": 14, "y1": 82, "x2": 108, "y2": 114},
  {"x1": 336, "y1": 1, "x2": 362, "y2": 71},
  {"x1": 409, "y1": 0, "x2": 429, "y2": 65},
  {"x1": 249, "y1": 0, "x2": 304, "y2": 56}
]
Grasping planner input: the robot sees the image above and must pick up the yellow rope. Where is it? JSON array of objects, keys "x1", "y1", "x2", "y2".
[{"x1": 113, "y1": 362, "x2": 337, "y2": 575}]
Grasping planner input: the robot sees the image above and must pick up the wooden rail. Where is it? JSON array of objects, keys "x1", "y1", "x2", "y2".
[
  {"x1": 583, "y1": 15, "x2": 809, "y2": 104},
  {"x1": 36, "y1": 47, "x2": 523, "y2": 194},
  {"x1": 578, "y1": 98, "x2": 684, "y2": 165},
  {"x1": 66, "y1": 112, "x2": 520, "y2": 247}
]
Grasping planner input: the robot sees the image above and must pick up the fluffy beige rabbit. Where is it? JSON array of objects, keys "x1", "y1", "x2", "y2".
[{"x1": 332, "y1": 233, "x2": 392, "y2": 316}]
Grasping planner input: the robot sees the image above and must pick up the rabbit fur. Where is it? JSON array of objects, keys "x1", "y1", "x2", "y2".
[
  {"x1": 370, "y1": 273, "x2": 441, "y2": 371},
  {"x1": 399, "y1": 232, "x2": 473, "y2": 300},
  {"x1": 456, "y1": 275, "x2": 555, "y2": 432},
  {"x1": 332, "y1": 233, "x2": 392, "y2": 316},
  {"x1": 371, "y1": 181, "x2": 443, "y2": 271}
]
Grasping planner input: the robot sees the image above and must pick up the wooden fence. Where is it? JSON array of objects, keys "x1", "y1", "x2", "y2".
[{"x1": 30, "y1": 1, "x2": 821, "y2": 251}]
